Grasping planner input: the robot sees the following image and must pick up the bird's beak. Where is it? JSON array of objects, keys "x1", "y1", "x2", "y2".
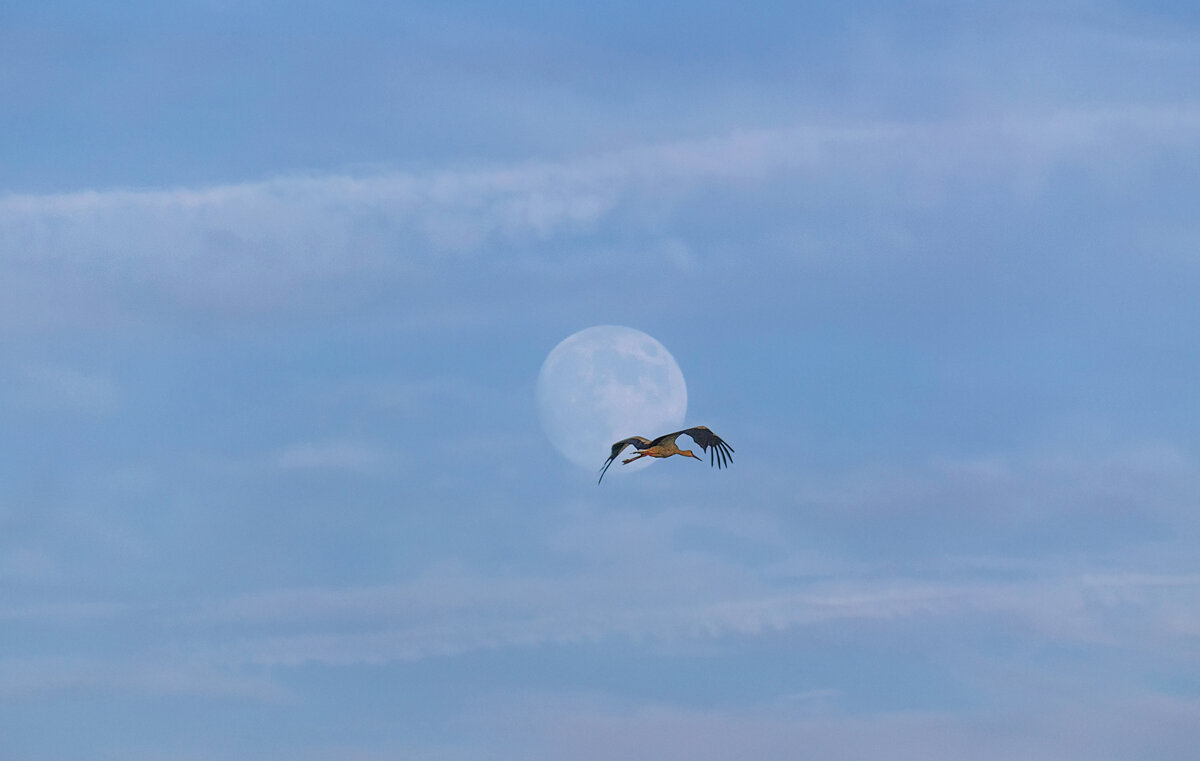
[{"x1": 687, "y1": 451, "x2": 701, "y2": 460}]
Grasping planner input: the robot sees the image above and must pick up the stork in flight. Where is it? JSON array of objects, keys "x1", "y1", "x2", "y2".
[{"x1": 598, "y1": 426, "x2": 734, "y2": 484}]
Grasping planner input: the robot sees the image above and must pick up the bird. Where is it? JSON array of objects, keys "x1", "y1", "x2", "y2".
[{"x1": 598, "y1": 425, "x2": 734, "y2": 484}]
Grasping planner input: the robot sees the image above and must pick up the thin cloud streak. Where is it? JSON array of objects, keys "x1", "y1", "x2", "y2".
[
  {"x1": 183, "y1": 564, "x2": 1200, "y2": 668},
  {"x1": 2, "y1": 104, "x2": 1195, "y2": 335},
  {"x1": 4, "y1": 103, "x2": 1197, "y2": 264},
  {"x1": 14, "y1": 568, "x2": 1196, "y2": 692}
]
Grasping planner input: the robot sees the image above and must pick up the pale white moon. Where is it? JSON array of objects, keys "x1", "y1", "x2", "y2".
[{"x1": 537, "y1": 325, "x2": 688, "y2": 472}]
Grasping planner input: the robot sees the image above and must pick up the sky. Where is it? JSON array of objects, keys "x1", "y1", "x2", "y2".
[{"x1": 3, "y1": 0, "x2": 1200, "y2": 758}]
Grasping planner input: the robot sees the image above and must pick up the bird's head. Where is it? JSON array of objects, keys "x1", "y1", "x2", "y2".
[{"x1": 681, "y1": 449, "x2": 701, "y2": 460}]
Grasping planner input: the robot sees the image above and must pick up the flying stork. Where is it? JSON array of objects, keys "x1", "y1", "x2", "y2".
[{"x1": 598, "y1": 425, "x2": 734, "y2": 484}]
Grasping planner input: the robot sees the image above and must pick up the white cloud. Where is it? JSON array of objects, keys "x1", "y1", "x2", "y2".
[
  {"x1": 174, "y1": 539, "x2": 1200, "y2": 669},
  {"x1": 8, "y1": 497, "x2": 1200, "y2": 710},
  {"x1": 2, "y1": 104, "x2": 1196, "y2": 315},
  {"x1": 0, "y1": 101, "x2": 1194, "y2": 340}
]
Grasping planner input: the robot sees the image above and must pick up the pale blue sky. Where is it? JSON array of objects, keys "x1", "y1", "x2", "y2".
[{"x1": 3, "y1": 1, "x2": 1200, "y2": 759}]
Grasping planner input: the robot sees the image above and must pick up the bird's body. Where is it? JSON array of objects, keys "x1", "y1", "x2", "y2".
[{"x1": 598, "y1": 425, "x2": 734, "y2": 483}]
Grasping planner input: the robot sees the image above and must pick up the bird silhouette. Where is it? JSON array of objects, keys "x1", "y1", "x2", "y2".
[{"x1": 598, "y1": 426, "x2": 734, "y2": 484}]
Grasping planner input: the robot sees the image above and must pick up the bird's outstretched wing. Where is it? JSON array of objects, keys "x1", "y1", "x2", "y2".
[
  {"x1": 598, "y1": 436, "x2": 651, "y2": 484},
  {"x1": 656, "y1": 426, "x2": 734, "y2": 469}
]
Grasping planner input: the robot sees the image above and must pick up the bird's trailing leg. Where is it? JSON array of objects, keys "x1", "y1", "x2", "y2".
[{"x1": 622, "y1": 452, "x2": 650, "y2": 465}]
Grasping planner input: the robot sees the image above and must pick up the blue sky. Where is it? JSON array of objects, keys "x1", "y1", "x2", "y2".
[{"x1": 4, "y1": 1, "x2": 1200, "y2": 758}]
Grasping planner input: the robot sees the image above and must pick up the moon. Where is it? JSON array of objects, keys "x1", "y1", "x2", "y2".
[{"x1": 537, "y1": 325, "x2": 688, "y2": 472}]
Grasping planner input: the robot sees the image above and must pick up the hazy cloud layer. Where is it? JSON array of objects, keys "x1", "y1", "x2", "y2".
[
  {"x1": 4, "y1": 2, "x2": 1200, "y2": 760},
  {"x1": 4, "y1": 104, "x2": 1198, "y2": 328}
]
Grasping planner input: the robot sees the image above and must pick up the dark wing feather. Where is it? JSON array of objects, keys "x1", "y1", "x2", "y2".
[
  {"x1": 676, "y1": 426, "x2": 735, "y2": 469},
  {"x1": 597, "y1": 436, "x2": 651, "y2": 484}
]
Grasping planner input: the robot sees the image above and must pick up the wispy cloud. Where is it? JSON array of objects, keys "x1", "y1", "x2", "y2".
[
  {"x1": 2, "y1": 105, "x2": 1196, "y2": 313},
  {"x1": 165, "y1": 522, "x2": 1200, "y2": 670},
  {"x1": 8, "y1": 5, "x2": 1199, "y2": 758},
  {"x1": 21, "y1": 567, "x2": 1191, "y2": 683},
  {"x1": 0, "y1": 102, "x2": 1194, "y2": 345}
]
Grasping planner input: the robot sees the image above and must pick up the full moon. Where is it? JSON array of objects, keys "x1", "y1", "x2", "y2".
[{"x1": 537, "y1": 325, "x2": 688, "y2": 472}]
